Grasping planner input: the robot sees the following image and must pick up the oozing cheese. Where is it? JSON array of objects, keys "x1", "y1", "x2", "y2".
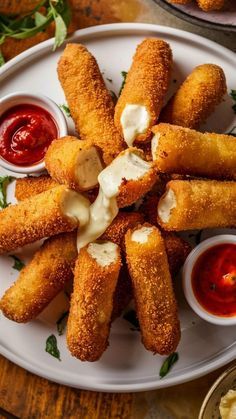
[
  {"x1": 151, "y1": 133, "x2": 160, "y2": 160},
  {"x1": 131, "y1": 226, "x2": 154, "y2": 243},
  {"x1": 75, "y1": 146, "x2": 103, "y2": 190},
  {"x1": 87, "y1": 241, "x2": 118, "y2": 267},
  {"x1": 61, "y1": 189, "x2": 90, "y2": 226},
  {"x1": 120, "y1": 104, "x2": 151, "y2": 146},
  {"x1": 158, "y1": 189, "x2": 176, "y2": 223}
]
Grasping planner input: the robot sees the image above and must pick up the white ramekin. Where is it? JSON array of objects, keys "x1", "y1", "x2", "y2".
[
  {"x1": 182, "y1": 234, "x2": 236, "y2": 326},
  {"x1": 0, "y1": 92, "x2": 68, "y2": 174}
]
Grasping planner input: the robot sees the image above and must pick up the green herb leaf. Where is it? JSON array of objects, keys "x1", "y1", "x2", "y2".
[
  {"x1": 110, "y1": 90, "x2": 118, "y2": 105},
  {"x1": 123, "y1": 309, "x2": 140, "y2": 331},
  {"x1": 0, "y1": 50, "x2": 5, "y2": 66},
  {"x1": 0, "y1": 176, "x2": 14, "y2": 209},
  {"x1": 10, "y1": 255, "x2": 25, "y2": 271},
  {"x1": 56, "y1": 311, "x2": 69, "y2": 335},
  {"x1": 45, "y1": 334, "x2": 61, "y2": 360},
  {"x1": 159, "y1": 352, "x2": 179, "y2": 378},
  {"x1": 119, "y1": 71, "x2": 128, "y2": 96},
  {"x1": 59, "y1": 103, "x2": 71, "y2": 117},
  {"x1": 35, "y1": 11, "x2": 48, "y2": 26}
]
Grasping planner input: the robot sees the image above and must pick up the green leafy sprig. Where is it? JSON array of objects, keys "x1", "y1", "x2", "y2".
[
  {"x1": 0, "y1": 176, "x2": 14, "y2": 209},
  {"x1": 159, "y1": 352, "x2": 179, "y2": 378},
  {"x1": 45, "y1": 334, "x2": 61, "y2": 360},
  {"x1": 10, "y1": 255, "x2": 25, "y2": 271}
]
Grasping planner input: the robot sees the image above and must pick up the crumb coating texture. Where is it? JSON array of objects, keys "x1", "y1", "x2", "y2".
[
  {"x1": 197, "y1": 0, "x2": 225, "y2": 11},
  {"x1": 160, "y1": 64, "x2": 226, "y2": 128},
  {"x1": 125, "y1": 224, "x2": 180, "y2": 355},
  {"x1": 57, "y1": 43, "x2": 125, "y2": 165},
  {"x1": 115, "y1": 38, "x2": 172, "y2": 142},
  {"x1": 0, "y1": 185, "x2": 77, "y2": 254},
  {"x1": 152, "y1": 123, "x2": 236, "y2": 180},
  {"x1": 0, "y1": 232, "x2": 77, "y2": 322},
  {"x1": 67, "y1": 245, "x2": 121, "y2": 361},
  {"x1": 15, "y1": 175, "x2": 58, "y2": 201},
  {"x1": 158, "y1": 180, "x2": 236, "y2": 230}
]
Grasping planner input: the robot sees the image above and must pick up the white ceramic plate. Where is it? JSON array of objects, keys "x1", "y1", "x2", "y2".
[{"x1": 0, "y1": 23, "x2": 236, "y2": 392}]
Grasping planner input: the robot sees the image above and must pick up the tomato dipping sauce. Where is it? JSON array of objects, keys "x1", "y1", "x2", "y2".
[
  {"x1": 192, "y1": 243, "x2": 236, "y2": 317},
  {"x1": 0, "y1": 104, "x2": 58, "y2": 166}
]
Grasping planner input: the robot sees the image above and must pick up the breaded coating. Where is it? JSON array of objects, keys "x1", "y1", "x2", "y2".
[
  {"x1": 158, "y1": 180, "x2": 236, "y2": 230},
  {"x1": 160, "y1": 64, "x2": 226, "y2": 129},
  {"x1": 15, "y1": 175, "x2": 58, "y2": 201},
  {"x1": 167, "y1": 0, "x2": 191, "y2": 3},
  {"x1": 0, "y1": 186, "x2": 87, "y2": 254},
  {"x1": 164, "y1": 233, "x2": 191, "y2": 276},
  {"x1": 125, "y1": 224, "x2": 180, "y2": 355},
  {"x1": 152, "y1": 123, "x2": 236, "y2": 180},
  {"x1": 67, "y1": 242, "x2": 121, "y2": 361},
  {"x1": 0, "y1": 233, "x2": 77, "y2": 323},
  {"x1": 197, "y1": 0, "x2": 225, "y2": 11},
  {"x1": 57, "y1": 43, "x2": 125, "y2": 165},
  {"x1": 101, "y1": 211, "x2": 144, "y2": 248},
  {"x1": 115, "y1": 38, "x2": 172, "y2": 145},
  {"x1": 45, "y1": 136, "x2": 103, "y2": 191}
]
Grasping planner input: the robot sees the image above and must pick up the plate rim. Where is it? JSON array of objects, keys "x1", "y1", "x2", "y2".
[{"x1": 0, "y1": 22, "x2": 236, "y2": 392}]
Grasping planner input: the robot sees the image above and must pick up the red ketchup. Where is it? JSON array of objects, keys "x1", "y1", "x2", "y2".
[
  {"x1": 192, "y1": 243, "x2": 236, "y2": 317},
  {"x1": 0, "y1": 104, "x2": 58, "y2": 166}
]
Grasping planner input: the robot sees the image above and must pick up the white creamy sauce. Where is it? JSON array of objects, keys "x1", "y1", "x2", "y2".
[
  {"x1": 120, "y1": 104, "x2": 151, "y2": 146},
  {"x1": 87, "y1": 241, "x2": 118, "y2": 267},
  {"x1": 131, "y1": 226, "x2": 154, "y2": 243},
  {"x1": 75, "y1": 146, "x2": 103, "y2": 190},
  {"x1": 151, "y1": 133, "x2": 160, "y2": 160},
  {"x1": 61, "y1": 189, "x2": 90, "y2": 226},
  {"x1": 158, "y1": 188, "x2": 176, "y2": 223}
]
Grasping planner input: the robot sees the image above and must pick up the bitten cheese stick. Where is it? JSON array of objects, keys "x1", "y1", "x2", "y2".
[
  {"x1": 0, "y1": 232, "x2": 77, "y2": 322},
  {"x1": 160, "y1": 64, "x2": 226, "y2": 129},
  {"x1": 15, "y1": 175, "x2": 58, "y2": 201},
  {"x1": 152, "y1": 124, "x2": 236, "y2": 180},
  {"x1": 57, "y1": 43, "x2": 125, "y2": 165},
  {"x1": 45, "y1": 136, "x2": 103, "y2": 191},
  {"x1": 158, "y1": 180, "x2": 236, "y2": 230},
  {"x1": 0, "y1": 185, "x2": 90, "y2": 254},
  {"x1": 114, "y1": 38, "x2": 172, "y2": 146},
  {"x1": 125, "y1": 224, "x2": 180, "y2": 355},
  {"x1": 67, "y1": 241, "x2": 121, "y2": 361},
  {"x1": 197, "y1": 0, "x2": 225, "y2": 11}
]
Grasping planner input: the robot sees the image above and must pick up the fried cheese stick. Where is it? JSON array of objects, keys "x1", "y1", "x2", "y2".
[
  {"x1": 0, "y1": 185, "x2": 90, "y2": 254},
  {"x1": 125, "y1": 224, "x2": 180, "y2": 355},
  {"x1": 114, "y1": 38, "x2": 172, "y2": 146},
  {"x1": 57, "y1": 43, "x2": 125, "y2": 165},
  {"x1": 0, "y1": 232, "x2": 77, "y2": 322},
  {"x1": 15, "y1": 175, "x2": 58, "y2": 201},
  {"x1": 67, "y1": 241, "x2": 121, "y2": 361},
  {"x1": 152, "y1": 124, "x2": 236, "y2": 180},
  {"x1": 45, "y1": 136, "x2": 103, "y2": 191},
  {"x1": 158, "y1": 180, "x2": 236, "y2": 230},
  {"x1": 160, "y1": 64, "x2": 226, "y2": 129},
  {"x1": 197, "y1": 0, "x2": 225, "y2": 11}
]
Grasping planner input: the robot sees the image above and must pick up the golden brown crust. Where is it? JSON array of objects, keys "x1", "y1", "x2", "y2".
[
  {"x1": 15, "y1": 175, "x2": 58, "y2": 201},
  {"x1": 57, "y1": 43, "x2": 125, "y2": 165},
  {"x1": 167, "y1": 0, "x2": 191, "y2": 3},
  {"x1": 0, "y1": 186, "x2": 77, "y2": 254},
  {"x1": 152, "y1": 123, "x2": 236, "y2": 180},
  {"x1": 115, "y1": 38, "x2": 172, "y2": 143},
  {"x1": 160, "y1": 64, "x2": 226, "y2": 129},
  {"x1": 0, "y1": 232, "x2": 77, "y2": 322},
  {"x1": 197, "y1": 0, "x2": 225, "y2": 11},
  {"x1": 101, "y1": 211, "x2": 144, "y2": 248},
  {"x1": 158, "y1": 179, "x2": 236, "y2": 230},
  {"x1": 125, "y1": 224, "x2": 180, "y2": 355},
  {"x1": 67, "y1": 244, "x2": 121, "y2": 361},
  {"x1": 163, "y1": 233, "x2": 191, "y2": 276}
]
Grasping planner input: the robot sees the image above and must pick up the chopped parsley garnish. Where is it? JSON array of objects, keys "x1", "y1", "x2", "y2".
[
  {"x1": 0, "y1": 176, "x2": 14, "y2": 209},
  {"x1": 45, "y1": 334, "x2": 61, "y2": 360},
  {"x1": 159, "y1": 352, "x2": 179, "y2": 378},
  {"x1": 123, "y1": 309, "x2": 140, "y2": 331},
  {"x1": 59, "y1": 103, "x2": 71, "y2": 117},
  {"x1": 106, "y1": 77, "x2": 113, "y2": 83},
  {"x1": 230, "y1": 90, "x2": 236, "y2": 114},
  {"x1": 10, "y1": 255, "x2": 25, "y2": 271},
  {"x1": 56, "y1": 311, "x2": 69, "y2": 335},
  {"x1": 110, "y1": 90, "x2": 118, "y2": 105},
  {"x1": 0, "y1": 50, "x2": 5, "y2": 67},
  {"x1": 119, "y1": 71, "x2": 128, "y2": 96},
  {"x1": 0, "y1": 0, "x2": 71, "y2": 52}
]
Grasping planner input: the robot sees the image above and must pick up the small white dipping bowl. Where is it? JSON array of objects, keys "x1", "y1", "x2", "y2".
[
  {"x1": 182, "y1": 234, "x2": 236, "y2": 326},
  {"x1": 0, "y1": 92, "x2": 68, "y2": 174}
]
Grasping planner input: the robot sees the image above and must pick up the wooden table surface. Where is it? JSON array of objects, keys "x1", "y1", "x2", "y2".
[{"x1": 0, "y1": 1, "x2": 235, "y2": 418}]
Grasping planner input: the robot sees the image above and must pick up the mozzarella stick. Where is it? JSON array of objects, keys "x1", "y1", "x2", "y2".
[
  {"x1": 152, "y1": 124, "x2": 236, "y2": 180},
  {"x1": 0, "y1": 232, "x2": 77, "y2": 322},
  {"x1": 158, "y1": 180, "x2": 236, "y2": 230},
  {"x1": 125, "y1": 224, "x2": 180, "y2": 355},
  {"x1": 101, "y1": 211, "x2": 144, "y2": 248},
  {"x1": 164, "y1": 233, "x2": 191, "y2": 276},
  {"x1": 57, "y1": 43, "x2": 125, "y2": 165},
  {"x1": 45, "y1": 136, "x2": 103, "y2": 191},
  {"x1": 197, "y1": 0, "x2": 225, "y2": 11},
  {"x1": 0, "y1": 185, "x2": 90, "y2": 254},
  {"x1": 160, "y1": 64, "x2": 226, "y2": 128},
  {"x1": 114, "y1": 38, "x2": 172, "y2": 146},
  {"x1": 15, "y1": 175, "x2": 58, "y2": 201},
  {"x1": 67, "y1": 241, "x2": 121, "y2": 361}
]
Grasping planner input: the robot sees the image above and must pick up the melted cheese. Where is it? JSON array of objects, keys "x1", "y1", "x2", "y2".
[
  {"x1": 158, "y1": 189, "x2": 176, "y2": 223},
  {"x1": 61, "y1": 189, "x2": 90, "y2": 226},
  {"x1": 131, "y1": 226, "x2": 154, "y2": 243},
  {"x1": 120, "y1": 104, "x2": 151, "y2": 146},
  {"x1": 151, "y1": 133, "x2": 160, "y2": 160},
  {"x1": 75, "y1": 146, "x2": 103, "y2": 190},
  {"x1": 87, "y1": 241, "x2": 118, "y2": 267}
]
